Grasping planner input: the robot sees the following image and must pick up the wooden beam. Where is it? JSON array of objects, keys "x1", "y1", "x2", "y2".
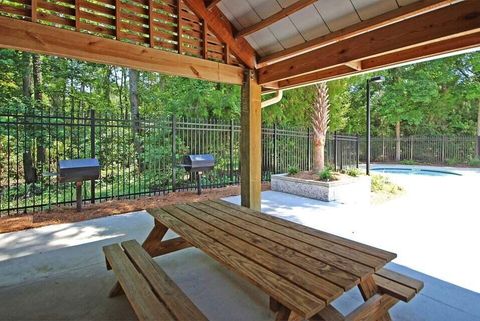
[
  {"x1": 276, "y1": 31, "x2": 480, "y2": 89},
  {"x1": 257, "y1": 0, "x2": 458, "y2": 68},
  {"x1": 235, "y1": 0, "x2": 317, "y2": 39},
  {"x1": 183, "y1": 0, "x2": 256, "y2": 69},
  {"x1": 205, "y1": 0, "x2": 221, "y2": 10},
  {"x1": 258, "y1": 1, "x2": 480, "y2": 84},
  {"x1": 240, "y1": 70, "x2": 262, "y2": 211},
  {"x1": 0, "y1": 16, "x2": 244, "y2": 85}
]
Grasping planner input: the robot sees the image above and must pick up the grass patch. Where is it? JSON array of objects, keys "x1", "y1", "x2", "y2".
[{"x1": 371, "y1": 174, "x2": 404, "y2": 204}]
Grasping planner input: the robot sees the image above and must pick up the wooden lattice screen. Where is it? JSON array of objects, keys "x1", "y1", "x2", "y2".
[{"x1": 0, "y1": 0, "x2": 240, "y2": 66}]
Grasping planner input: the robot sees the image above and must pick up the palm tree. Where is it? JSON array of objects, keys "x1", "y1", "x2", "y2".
[{"x1": 311, "y1": 82, "x2": 330, "y2": 172}]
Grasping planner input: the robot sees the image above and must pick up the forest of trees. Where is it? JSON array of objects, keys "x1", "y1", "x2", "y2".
[{"x1": 1, "y1": 48, "x2": 479, "y2": 138}]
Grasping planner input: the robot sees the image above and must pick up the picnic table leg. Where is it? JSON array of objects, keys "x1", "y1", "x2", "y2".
[
  {"x1": 109, "y1": 219, "x2": 168, "y2": 298},
  {"x1": 358, "y1": 275, "x2": 392, "y2": 321},
  {"x1": 275, "y1": 304, "x2": 303, "y2": 321},
  {"x1": 270, "y1": 297, "x2": 281, "y2": 312}
]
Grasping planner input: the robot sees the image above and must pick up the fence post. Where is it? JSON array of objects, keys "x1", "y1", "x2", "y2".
[
  {"x1": 307, "y1": 128, "x2": 311, "y2": 170},
  {"x1": 171, "y1": 115, "x2": 176, "y2": 192},
  {"x1": 90, "y1": 109, "x2": 95, "y2": 204},
  {"x1": 477, "y1": 135, "x2": 480, "y2": 158},
  {"x1": 356, "y1": 134, "x2": 360, "y2": 169},
  {"x1": 273, "y1": 123, "x2": 277, "y2": 174},
  {"x1": 229, "y1": 119, "x2": 234, "y2": 183},
  {"x1": 410, "y1": 136, "x2": 414, "y2": 160},
  {"x1": 442, "y1": 136, "x2": 446, "y2": 163},
  {"x1": 333, "y1": 132, "x2": 337, "y2": 171}
]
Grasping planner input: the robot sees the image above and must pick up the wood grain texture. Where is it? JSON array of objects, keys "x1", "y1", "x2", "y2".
[
  {"x1": 148, "y1": 207, "x2": 325, "y2": 319},
  {"x1": 187, "y1": 201, "x2": 359, "y2": 290},
  {"x1": 345, "y1": 294, "x2": 398, "y2": 321},
  {"x1": 183, "y1": 0, "x2": 256, "y2": 68},
  {"x1": 376, "y1": 268, "x2": 424, "y2": 293},
  {"x1": 121, "y1": 240, "x2": 208, "y2": 321},
  {"x1": 257, "y1": 0, "x2": 455, "y2": 68},
  {"x1": 204, "y1": 200, "x2": 387, "y2": 270},
  {"x1": 240, "y1": 70, "x2": 262, "y2": 211},
  {"x1": 258, "y1": 1, "x2": 480, "y2": 84},
  {"x1": 212, "y1": 199, "x2": 396, "y2": 262},
  {"x1": 163, "y1": 204, "x2": 343, "y2": 302},
  {"x1": 0, "y1": 17, "x2": 243, "y2": 85},
  {"x1": 235, "y1": 0, "x2": 317, "y2": 39},
  {"x1": 103, "y1": 243, "x2": 175, "y2": 321},
  {"x1": 373, "y1": 274, "x2": 416, "y2": 302}
]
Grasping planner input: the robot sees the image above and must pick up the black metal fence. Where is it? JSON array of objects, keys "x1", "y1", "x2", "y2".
[
  {"x1": 359, "y1": 136, "x2": 478, "y2": 163},
  {"x1": 0, "y1": 110, "x2": 358, "y2": 215}
]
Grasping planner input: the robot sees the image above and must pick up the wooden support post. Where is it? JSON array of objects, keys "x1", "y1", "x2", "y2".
[
  {"x1": 240, "y1": 69, "x2": 262, "y2": 211},
  {"x1": 115, "y1": 0, "x2": 122, "y2": 40},
  {"x1": 202, "y1": 20, "x2": 208, "y2": 59},
  {"x1": 177, "y1": 0, "x2": 183, "y2": 54},
  {"x1": 149, "y1": 0, "x2": 155, "y2": 48},
  {"x1": 358, "y1": 275, "x2": 392, "y2": 321},
  {"x1": 31, "y1": 0, "x2": 37, "y2": 23}
]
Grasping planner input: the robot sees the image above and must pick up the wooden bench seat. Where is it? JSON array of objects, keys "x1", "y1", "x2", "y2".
[
  {"x1": 103, "y1": 239, "x2": 208, "y2": 321},
  {"x1": 373, "y1": 268, "x2": 424, "y2": 302}
]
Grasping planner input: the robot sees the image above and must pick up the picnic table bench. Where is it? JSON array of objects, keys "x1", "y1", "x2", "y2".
[{"x1": 105, "y1": 199, "x2": 423, "y2": 321}]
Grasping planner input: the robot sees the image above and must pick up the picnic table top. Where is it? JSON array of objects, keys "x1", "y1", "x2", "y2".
[{"x1": 148, "y1": 199, "x2": 396, "y2": 319}]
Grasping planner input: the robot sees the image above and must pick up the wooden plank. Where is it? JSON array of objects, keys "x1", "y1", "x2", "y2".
[
  {"x1": 165, "y1": 204, "x2": 343, "y2": 302},
  {"x1": 212, "y1": 199, "x2": 396, "y2": 262},
  {"x1": 204, "y1": 200, "x2": 387, "y2": 269},
  {"x1": 258, "y1": 1, "x2": 480, "y2": 84},
  {"x1": 240, "y1": 69, "x2": 262, "y2": 210},
  {"x1": 235, "y1": 0, "x2": 317, "y2": 39},
  {"x1": 345, "y1": 294, "x2": 398, "y2": 321},
  {"x1": 121, "y1": 240, "x2": 208, "y2": 321},
  {"x1": 183, "y1": 0, "x2": 256, "y2": 68},
  {"x1": 311, "y1": 306, "x2": 344, "y2": 321},
  {"x1": 187, "y1": 202, "x2": 359, "y2": 290},
  {"x1": 148, "y1": 207, "x2": 326, "y2": 319},
  {"x1": 177, "y1": 0, "x2": 183, "y2": 54},
  {"x1": 257, "y1": 0, "x2": 456, "y2": 68},
  {"x1": 373, "y1": 274, "x2": 416, "y2": 302},
  {"x1": 0, "y1": 16, "x2": 244, "y2": 84},
  {"x1": 277, "y1": 31, "x2": 480, "y2": 89},
  {"x1": 376, "y1": 268, "x2": 424, "y2": 293},
  {"x1": 199, "y1": 202, "x2": 373, "y2": 279},
  {"x1": 205, "y1": 0, "x2": 221, "y2": 10},
  {"x1": 103, "y1": 244, "x2": 175, "y2": 321}
]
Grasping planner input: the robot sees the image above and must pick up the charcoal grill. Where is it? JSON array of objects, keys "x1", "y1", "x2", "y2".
[
  {"x1": 58, "y1": 158, "x2": 100, "y2": 211},
  {"x1": 179, "y1": 154, "x2": 215, "y2": 195}
]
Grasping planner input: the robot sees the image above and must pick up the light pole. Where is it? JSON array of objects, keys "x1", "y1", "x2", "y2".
[{"x1": 366, "y1": 76, "x2": 385, "y2": 175}]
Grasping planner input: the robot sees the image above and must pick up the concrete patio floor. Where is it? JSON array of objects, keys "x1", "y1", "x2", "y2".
[{"x1": 0, "y1": 167, "x2": 479, "y2": 320}]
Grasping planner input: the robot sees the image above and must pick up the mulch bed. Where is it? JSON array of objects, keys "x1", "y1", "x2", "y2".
[{"x1": 0, "y1": 183, "x2": 270, "y2": 234}]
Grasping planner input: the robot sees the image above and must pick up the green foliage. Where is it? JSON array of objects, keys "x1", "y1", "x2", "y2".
[
  {"x1": 318, "y1": 167, "x2": 337, "y2": 181},
  {"x1": 371, "y1": 174, "x2": 403, "y2": 194},
  {"x1": 344, "y1": 167, "x2": 362, "y2": 177},
  {"x1": 287, "y1": 166, "x2": 299, "y2": 176},
  {"x1": 446, "y1": 158, "x2": 461, "y2": 166},
  {"x1": 467, "y1": 157, "x2": 480, "y2": 167},
  {"x1": 400, "y1": 159, "x2": 418, "y2": 165}
]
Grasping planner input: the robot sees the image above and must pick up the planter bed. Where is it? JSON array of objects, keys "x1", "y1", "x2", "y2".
[{"x1": 271, "y1": 173, "x2": 371, "y2": 205}]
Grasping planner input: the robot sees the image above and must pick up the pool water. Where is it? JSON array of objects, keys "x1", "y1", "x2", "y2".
[{"x1": 371, "y1": 167, "x2": 461, "y2": 176}]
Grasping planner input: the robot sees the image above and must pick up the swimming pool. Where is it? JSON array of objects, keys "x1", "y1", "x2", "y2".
[{"x1": 371, "y1": 167, "x2": 461, "y2": 176}]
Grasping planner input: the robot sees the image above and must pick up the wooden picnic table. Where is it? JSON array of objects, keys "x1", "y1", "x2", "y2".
[{"x1": 139, "y1": 199, "x2": 401, "y2": 321}]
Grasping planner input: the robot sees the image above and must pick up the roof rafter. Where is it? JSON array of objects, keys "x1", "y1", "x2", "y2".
[
  {"x1": 275, "y1": 31, "x2": 480, "y2": 89},
  {"x1": 205, "y1": 0, "x2": 221, "y2": 10},
  {"x1": 235, "y1": 0, "x2": 317, "y2": 39},
  {"x1": 257, "y1": 0, "x2": 459, "y2": 68},
  {"x1": 183, "y1": 0, "x2": 257, "y2": 69},
  {"x1": 258, "y1": 0, "x2": 480, "y2": 85}
]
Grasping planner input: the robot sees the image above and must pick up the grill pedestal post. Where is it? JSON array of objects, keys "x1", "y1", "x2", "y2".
[
  {"x1": 197, "y1": 172, "x2": 202, "y2": 195},
  {"x1": 75, "y1": 181, "x2": 83, "y2": 212}
]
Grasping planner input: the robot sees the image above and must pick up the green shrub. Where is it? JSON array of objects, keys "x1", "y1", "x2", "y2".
[
  {"x1": 371, "y1": 174, "x2": 403, "y2": 194},
  {"x1": 287, "y1": 166, "x2": 299, "y2": 176},
  {"x1": 467, "y1": 157, "x2": 480, "y2": 167},
  {"x1": 400, "y1": 159, "x2": 417, "y2": 165},
  {"x1": 345, "y1": 167, "x2": 362, "y2": 177},
  {"x1": 318, "y1": 167, "x2": 336, "y2": 181},
  {"x1": 446, "y1": 158, "x2": 460, "y2": 166}
]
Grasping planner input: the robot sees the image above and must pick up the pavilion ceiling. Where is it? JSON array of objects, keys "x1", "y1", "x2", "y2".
[{"x1": 0, "y1": 0, "x2": 479, "y2": 90}]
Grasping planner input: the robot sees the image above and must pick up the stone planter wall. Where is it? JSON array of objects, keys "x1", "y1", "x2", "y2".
[{"x1": 271, "y1": 174, "x2": 371, "y2": 205}]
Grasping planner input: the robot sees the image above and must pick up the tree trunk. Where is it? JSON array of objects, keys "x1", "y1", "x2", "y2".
[
  {"x1": 22, "y1": 53, "x2": 32, "y2": 101},
  {"x1": 395, "y1": 121, "x2": 401, "y2": 161},
  {"x1": 311, "y1": 82, "x2": 330, "y2": 172},
  {"x1": 32, "y1": 54, "x2": 43, "y2": 104},
  {"x1": 129, "y1": 69, "x2": 143, "y2": 170}
]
